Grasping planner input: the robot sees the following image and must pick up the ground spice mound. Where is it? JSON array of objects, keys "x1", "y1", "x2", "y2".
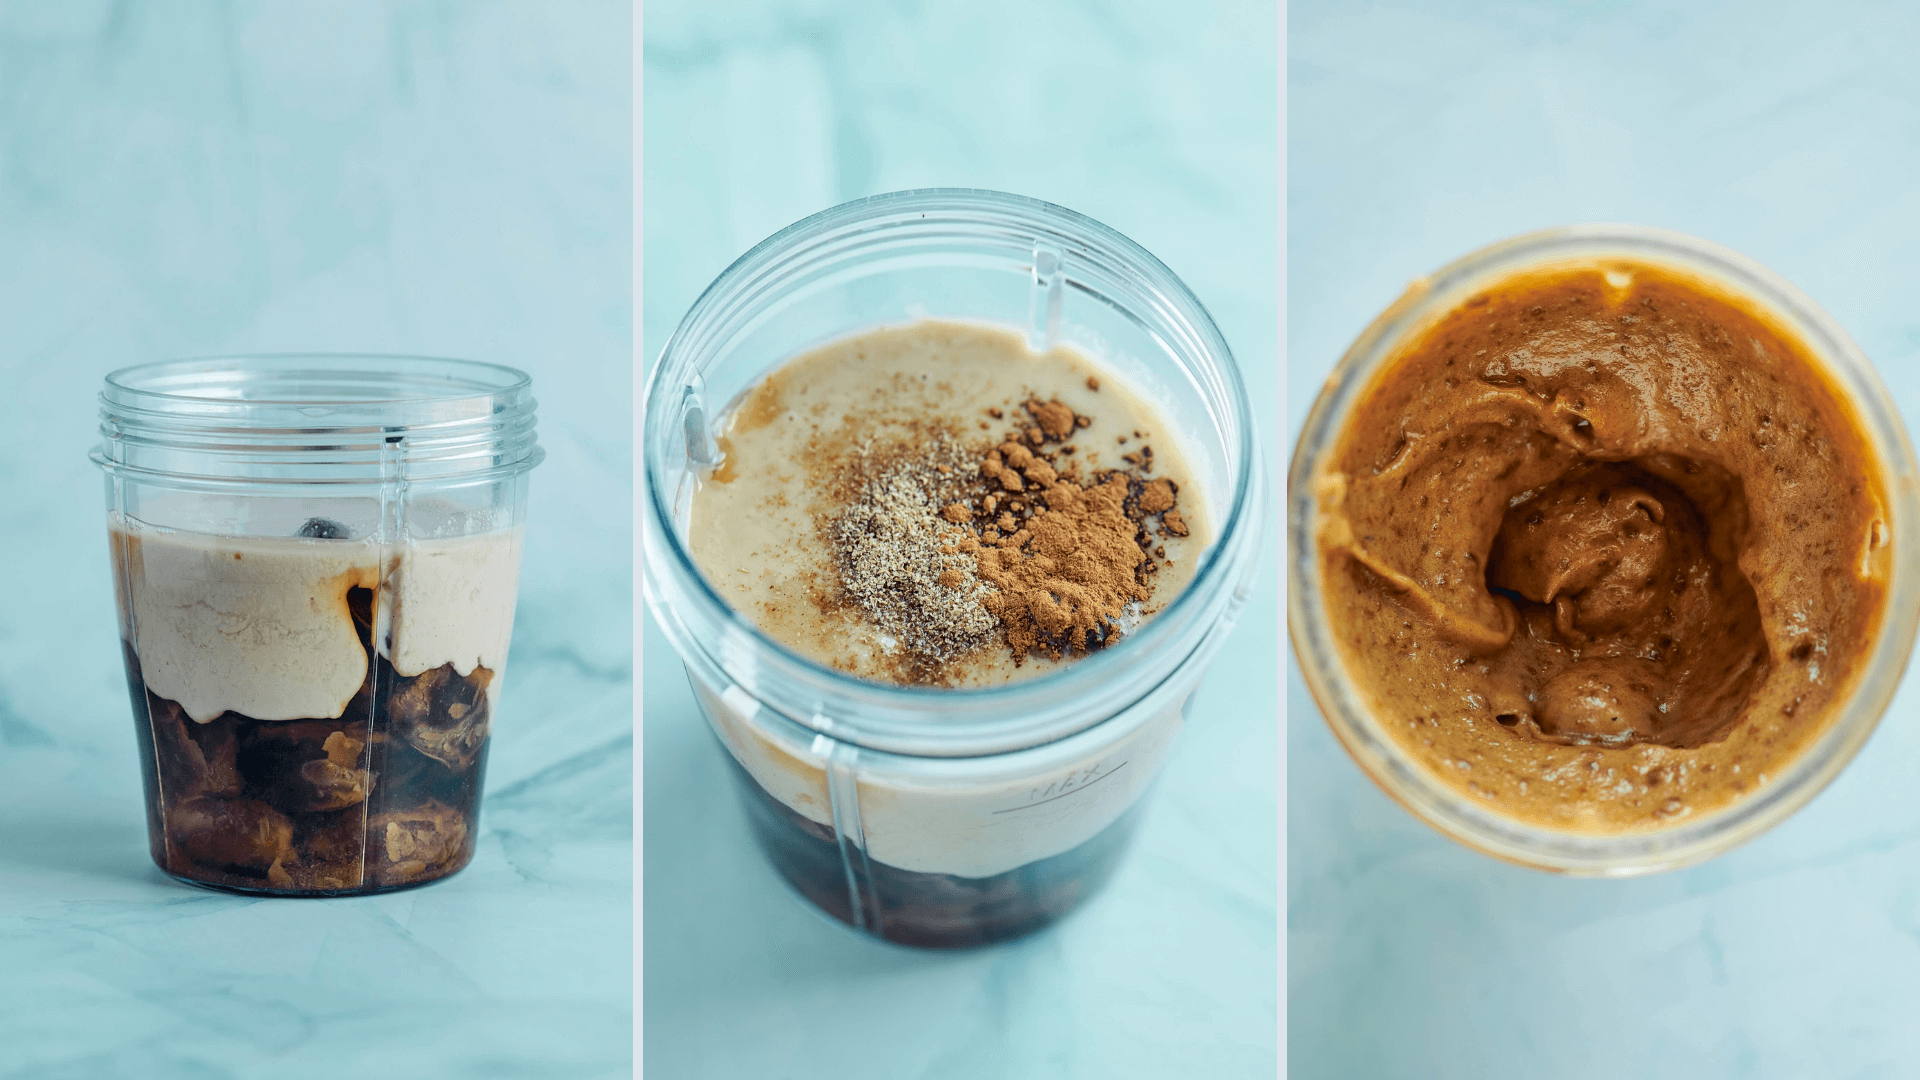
[
  {"x1": 823, "y1": 398, "x2": 1186, "y2": 683},
  {"x1": 828, "y1": 434, "x2": 999, "y2": 675}
]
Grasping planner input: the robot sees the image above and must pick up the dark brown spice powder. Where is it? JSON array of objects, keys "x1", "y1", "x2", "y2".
[{"x1": 823, "y1": 397, "x2": 1185, "y2": 683}]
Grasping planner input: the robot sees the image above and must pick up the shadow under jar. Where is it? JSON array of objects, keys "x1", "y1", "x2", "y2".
[
  {"x1": 644, "y1": 190, "x2": 1264, "y2": 948},
  {"x1": 94, "y1": 356, "x2": 542, "y2": 896}
]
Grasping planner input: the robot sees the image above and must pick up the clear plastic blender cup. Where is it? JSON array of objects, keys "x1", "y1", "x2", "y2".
[
  {"x1": 644, "y1": 189, "x2": 1264, "y2": 947},
  {"x1": 93, "y1": 356, "x2": 542, "y2": 896}
]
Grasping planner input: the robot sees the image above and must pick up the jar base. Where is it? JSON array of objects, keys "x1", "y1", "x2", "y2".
[
  {"x1": 154, "y1": 858, "x2": 471, "y2": 899},
  {"x1": 726, "y1": 752, "x2": 1142, "y2": 948}
]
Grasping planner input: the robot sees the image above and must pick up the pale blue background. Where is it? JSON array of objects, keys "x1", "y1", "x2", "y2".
[
  {"x1": 1291, "y1": 3, "x2": 1920, "y2": 1078},
  {"x1": 643, "y1": 2, "x2": 1278, "y2": 1077},
  {"x1": 0, "y1": 3, "x2": 630, "y2": 1078}
]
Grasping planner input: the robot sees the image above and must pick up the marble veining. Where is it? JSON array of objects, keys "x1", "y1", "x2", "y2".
[
  {"x1": 643, "y1": 1, "x2": 1279, "y2": 1076},
  {"x1": 0, "y1": 3, "x2": 632, "y2": 1077},
  {"x1": 1291, "y1": 2, "x2": 1920, "y2": 1076}
]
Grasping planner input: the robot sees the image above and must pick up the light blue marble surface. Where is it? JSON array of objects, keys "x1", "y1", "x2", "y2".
[
  {"x1": 1290, "y1": 3, "x2": 1920, "y2": 1077},
  {"x1": 643, "y1": 2, "x2": 1278, "y2": 1077},
  {"x1": 0, "y1": 4, "x2": 631, "y2": 1077}
]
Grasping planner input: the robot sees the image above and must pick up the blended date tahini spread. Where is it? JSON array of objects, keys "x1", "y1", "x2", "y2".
[{"x1": 1316, "y1": 261, "x2": 1889, "y2": 831}]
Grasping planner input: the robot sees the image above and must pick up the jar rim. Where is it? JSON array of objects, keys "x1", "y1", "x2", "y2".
[
  {"x1": 1288, "y1": 222, "x2": 1920, "y2": 873},
  {"x1": 103, "y1": 353, "x2": 533, "y2": 407},
  {"x1": 94, "y1": 353, "x2": 542, "y2": 489},
  {"x1": 643, "y1": 188, "x2": 1265, "y2": 757}
]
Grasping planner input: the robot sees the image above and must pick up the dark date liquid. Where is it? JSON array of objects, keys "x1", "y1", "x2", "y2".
[
  {"x1": 125, "y1": 587, "x2": 493, "y2": 895},
  {"x1": 723, "y1": 749, "x2": 1144, "y2": 948}
]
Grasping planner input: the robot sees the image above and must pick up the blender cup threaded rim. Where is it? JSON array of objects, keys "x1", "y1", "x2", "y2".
[
  {"x1": 93, "y1": 354, "x2": 544, "y2": 490},
  {"x1": 103, "y1": 353, "x2": 533, "y2": 406}
]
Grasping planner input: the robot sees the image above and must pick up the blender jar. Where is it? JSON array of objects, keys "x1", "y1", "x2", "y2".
[
  {"x1": 1288, "y1": 225, "x2": 1920, "y2": 874},
  {"x1": 644, "y1": 189, "x2": 1263, "y2": 947},
  {"x1": 93, "y1": 356, "x2": 542, "y2": 896}
]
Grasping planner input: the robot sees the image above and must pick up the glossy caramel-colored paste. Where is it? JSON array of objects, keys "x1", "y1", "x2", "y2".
[{"x1": 1317, "y1": 261, "x2": 1889, "y2": 831}]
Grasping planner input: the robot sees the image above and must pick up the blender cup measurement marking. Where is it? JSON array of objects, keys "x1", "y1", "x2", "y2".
[{"x1": 993, "y1": 760, "x2": 1129, "y2": 813}]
